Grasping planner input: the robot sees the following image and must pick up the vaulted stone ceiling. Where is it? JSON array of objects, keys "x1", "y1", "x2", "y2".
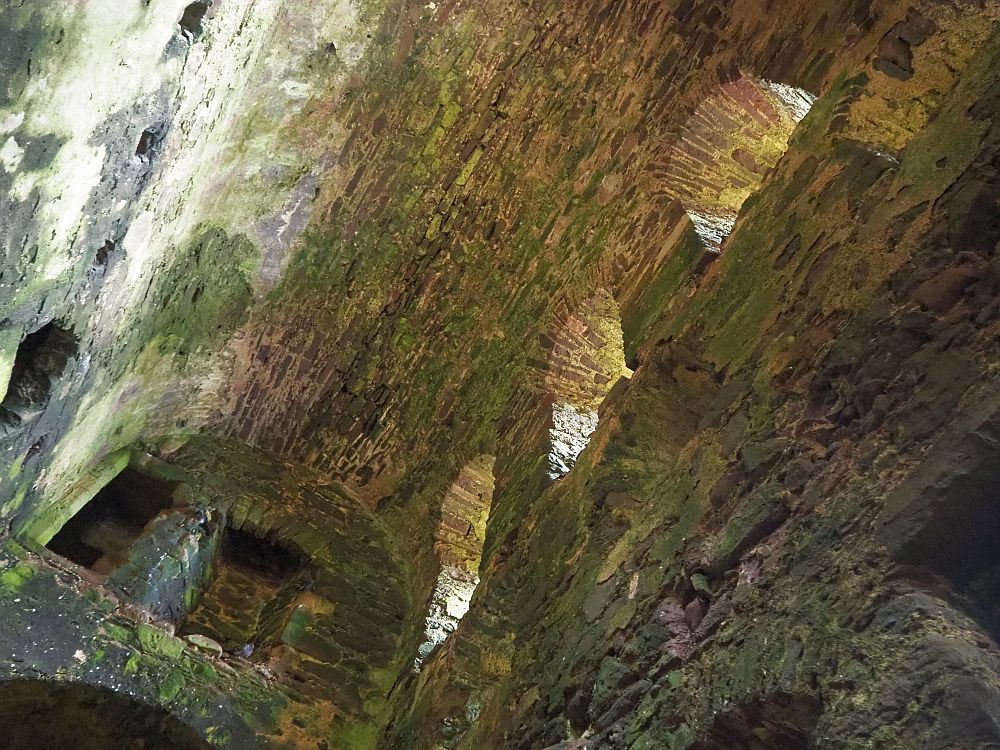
[{"x1": 1, "y1": 0, "x2": 1000, "y2": 748}]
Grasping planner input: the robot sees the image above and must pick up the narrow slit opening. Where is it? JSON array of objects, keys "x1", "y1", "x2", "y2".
[
  {"x1": 415, "y1": 456, "x2": 495, "y2": 669},
  {"x1": 545, "y1": 290, "x2": 630, "y2": 480}
]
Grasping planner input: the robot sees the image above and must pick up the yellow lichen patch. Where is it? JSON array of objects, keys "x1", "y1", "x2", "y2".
[
  {"x1": 844, "y1": 2, "x2": 1000, "y2": 153},
  {"x1": 479, "y1": 632, "x2": 515, "y2": 678}
]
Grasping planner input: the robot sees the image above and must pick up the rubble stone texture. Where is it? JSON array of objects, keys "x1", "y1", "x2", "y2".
[{"x1": 1, "y1": 0, "x2": 999, "y2": 748}]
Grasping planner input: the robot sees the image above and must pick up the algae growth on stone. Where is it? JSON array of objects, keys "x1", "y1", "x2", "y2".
[{"x1": 1, "y1": 0, "x2": 1000, "y2": 748}]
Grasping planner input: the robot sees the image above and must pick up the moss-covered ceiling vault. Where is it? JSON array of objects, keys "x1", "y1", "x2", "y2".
[{"x1": 1, "y1": 0, "x2": 999, "y2": 748}]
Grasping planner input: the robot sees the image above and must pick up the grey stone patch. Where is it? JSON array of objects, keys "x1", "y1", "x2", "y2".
[
  {"x1": 78, "y1": 83, "x2": 178, "y2": 268},
  {"x1": 0, "y1": 541, "x2": 273, "y2": 747},
  {"x1": 108, "y1": 507, "x2": 219, "y2": 627},
  {"x1": 0, "y1": 6, "x2": 60, "y2": 108},
  {"x1": 1, "y1": 78, "x2": 176, "y2": 326},
  {"x1": 0, "y1": 9, "x2": 72, "y2": 305},
  {"x1": 162, "y1": 31, "x2": 193, "y2": 62},
  {"x1": 0, "y1": 131, "x2": 65, "y2": 312},
  {"x1": 257, "y1": 171, "x2": 319, "y2": 290}
]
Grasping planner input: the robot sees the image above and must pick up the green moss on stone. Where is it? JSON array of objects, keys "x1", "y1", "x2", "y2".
[
  {"x1": 0, "y1": 563, "x2": 34, "y2": 591},
  {"x1": 159, "y1": 668, "x2": 187, "y2": 702},
  {"x1": 21, "y1": 449, "x2": 129, "y2": 545},
  {"x1": 124, "y1": 652, "x2": 141, "y2": 674},
  {"x1": 137, "y1": 623, "x2": 186, "y2": 659}
]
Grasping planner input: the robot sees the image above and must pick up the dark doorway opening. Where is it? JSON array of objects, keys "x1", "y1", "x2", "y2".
[
  {"x1": 135, "y1": 128, "x2": 159, "y2": 160},
  {"x1": 46, "y1": 467, "x2": 176, "y2": 575}
]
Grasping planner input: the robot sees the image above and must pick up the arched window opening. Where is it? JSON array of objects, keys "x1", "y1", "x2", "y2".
[
  {"x1": 0, "y1": 322, "x2": 77, "y2": 435},
  {"x1": 666, "y1": 75, "x2": 817, "y2": 250},
  {"x1": 544, "y1": 290, "x2": 631, "y2": 480},
  {"x1": 689, "y1": 692, "x2": 821, "y2": 750},
  {"x1": 416, "y1": 456, "x2": 495, "y2": 669},
  {"x1": 0, "y1": 680, "x2": 210, "y2": 750},
  {"x1": 179, "y1": 525, "x2": 310, "y2": 656},
  {"x1": 46, "y1": 466, "x2": 177, "y2": 575}
]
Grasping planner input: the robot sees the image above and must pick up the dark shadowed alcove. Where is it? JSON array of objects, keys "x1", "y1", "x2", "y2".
[
  {"x1": 887, "y1": 415, "x2": 1000, "y2": 640},
  {"x1": 179, "y1": 2, "x2": 210, "y2": 38},
  {"x1": 689, "y1": 693, "x2": 820, "y2": 750},
  {"x1": 0, "y1": 322, "x2": 77, "y2": 433},
  {"x1": 46, "y1": 467, "x2": 176, "y2": 575},
  {"x1": 0, "y1": 679, "x2": 210, "y2": 750},
  {"x1": 180, "y1": 525, "x2": 309, "y2": 652}
]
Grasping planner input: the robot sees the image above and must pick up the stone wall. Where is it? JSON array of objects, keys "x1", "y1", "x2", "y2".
[
  {"x1": 384, "y1": 7, "x2": 1000, "y2": 749},
  {"x1": 0, "y1": 0, "x2": 381, "y2": 535},
  {"x1": 219, "y1": 0, "x2": 892, "y2": 493},
  {"x1": 2, "y1": 0, "x2": 999, "y2": 748}
]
